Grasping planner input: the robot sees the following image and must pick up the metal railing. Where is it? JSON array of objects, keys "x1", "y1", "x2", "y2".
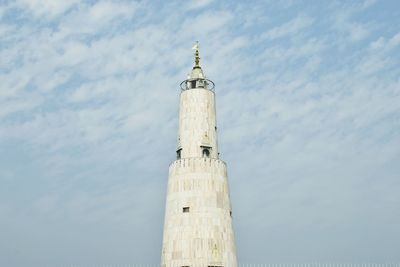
[{"x1": 180, "y1": 78, "x2": 215, "y2": 91}]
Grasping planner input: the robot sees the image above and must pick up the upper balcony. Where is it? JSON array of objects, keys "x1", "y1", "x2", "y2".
[{"x1": 180, "y1": 78, "x2": 215, "y2": 92}]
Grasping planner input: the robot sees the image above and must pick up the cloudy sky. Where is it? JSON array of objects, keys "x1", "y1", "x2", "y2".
[{"x1": 1, "y1": 0, "x2": 400, "y2": 266}]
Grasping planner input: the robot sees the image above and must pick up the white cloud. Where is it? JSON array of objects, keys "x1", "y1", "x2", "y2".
[
  {"x1": 262, "y1": 15, "x2": 314, "y2": 40},
  {"x1": 359, "y1": 32, "x2": 400, "y2": 74},
  {"x1": 347, "y1": 22, "x2": 369, "y2": 41},
  {"x1": 186, "y1": 0, "x2": 214, "y2": 10},
  {"x1": 362, "y1": 0, "x2": 378, "y2": 9},
  {"x1": 15, "y1": 0, "x2": 80, "y2": 18},
  {"x1": 0, "y1": 24, "x2": 14, "y2": 38},
  {"x1": 86, "y1": 0, "x2": 137, "y2": 25},
  {"x1": 58, "y1": 0, "x2": 138, "y2": 34},
  {"x1": 331, "y1": 2, "x2": 371, "y2": 43},
  {"x1": 181, "y1": 11, "x2": 233, "y2": 40},
  {"x1": 388, "y1": 32, "x2": 400, "y2": 48}
]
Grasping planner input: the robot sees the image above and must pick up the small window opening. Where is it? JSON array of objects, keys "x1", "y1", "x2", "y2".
[
  {"x1": 230, "y1": 211, "x2": 232, "y2": 217},
  {"x1": 190, "y1": 80, "x2": 196, "y2": 88},
  {"x1": 198, "y1": 80, "x2": 204, "y2": 88},
  {"x1": 202, "y1": 148, "x2": 210, "y2": 158},
  {"x1": 183, "y1": 207, "x2": 190, "y2": 213},
  {"x1": 176, "y1": 148, "x2": 182, "y2": 159}
]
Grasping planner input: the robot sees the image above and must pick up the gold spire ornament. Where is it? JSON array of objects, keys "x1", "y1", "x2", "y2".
[{"x1": 192, "y1": 41, "x2": 200, "y2": 68}]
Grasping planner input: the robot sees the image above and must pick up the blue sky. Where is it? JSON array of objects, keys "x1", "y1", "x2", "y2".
[{"x1": 1, "y1": 0, "x2": 400, "y2": 266}]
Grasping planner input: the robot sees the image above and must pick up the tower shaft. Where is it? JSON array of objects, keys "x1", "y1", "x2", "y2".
[
  {"x1": 161, "y1": 45, "x2": 237, "y2": 267},
  {"x1": 178, "y1": 88, "x2": 218, "y2": 159}
]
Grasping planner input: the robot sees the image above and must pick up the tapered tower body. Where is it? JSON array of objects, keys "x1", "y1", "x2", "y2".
[{"x1": 161, "y1": 44, "x2": 237, "y2": 267}]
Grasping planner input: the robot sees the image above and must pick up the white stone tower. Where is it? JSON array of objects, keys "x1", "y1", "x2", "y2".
[{"x1": 161, "y1": 43, "x2": 237, "y2": 267}]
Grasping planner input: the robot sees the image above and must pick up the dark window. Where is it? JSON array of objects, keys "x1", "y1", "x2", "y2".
[
  {"x1": 230, "y1": 211, "x2": 232, "y2": 217},
  {"x1": 198, "y1": 80, "x2": 204, "y2": 88},
  {"x1": 177, "y1": 149, "x2": 182, "y2": 159},
  {"x1": 190, "y1": 80, "x2": 196, "y2": 88},
  {"x1": 183, "y1": 207, "x2": 190, "y2": 213},
  {"x1": 202, "y1": 148, "x2": 210, "y2": 158}
]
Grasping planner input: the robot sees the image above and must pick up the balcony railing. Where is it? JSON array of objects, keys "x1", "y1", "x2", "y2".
[{"x1": 180, "y1": 78, "x2": 215, "y2": 91}]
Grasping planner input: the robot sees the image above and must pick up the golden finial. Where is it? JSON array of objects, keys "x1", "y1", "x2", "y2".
[{"x1": 192, "y1": 41, "x2": 200, "y2": 68}]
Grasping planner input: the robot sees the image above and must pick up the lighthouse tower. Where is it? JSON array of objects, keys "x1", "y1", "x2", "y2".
[{"x1": 161, "y1": 43, "x2": 237, "y2": 267}]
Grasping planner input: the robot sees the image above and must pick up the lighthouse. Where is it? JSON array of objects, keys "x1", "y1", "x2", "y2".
[{"x1": 161, "y1": 43, "x2": 237, "y2": 267}]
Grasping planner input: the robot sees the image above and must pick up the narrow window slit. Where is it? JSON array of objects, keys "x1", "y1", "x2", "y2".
[{"x1": 202, "y1": 148, "x2": 210, "y2": 158}]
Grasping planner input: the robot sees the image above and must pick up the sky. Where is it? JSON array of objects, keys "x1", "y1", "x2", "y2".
[{"x1": 0, "y1": 0, "x2": 400, "y2": 266}]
